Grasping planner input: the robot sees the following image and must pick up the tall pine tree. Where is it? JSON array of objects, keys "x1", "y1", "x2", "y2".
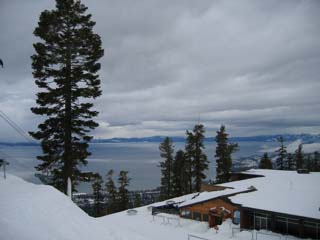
[
  {"x1": 295, "y1": 144, "x2": 304, "y2": 170},
  {"x1": 259, "y1": 153, "x2": 273, "y2": 169},
  {"x1": 287, "y1": 153, "x2": 295, "y2": 170},
  {"x1": 172, "y1": 150, "x2": 187, "y2": 197},
  {"x1": 92, "y1": 173, "x2": 105, "y2": 217},
  {"x1": 30, "y1": 0, "x2": 104, "y2": 194},
  {"x1": 105, "y1": 169, "x2": 117, "y2": 214},
  {"x1": 215, "y1": 125, "x2": 238, "y2": 183},
  {"x1": 275, "y1": 136, "x2": 287, "y2": 170},
  {"x1": 186, "y1": 124, "x2": 208, "y2": 192},
  {"x1": 117, "y1": 170, "x2": 130, "y2": 211},
  {"x1": 314, "y1": 151, "x2": 320, "y2": 171},
  {"x1": 159, "y1": 137, "x2": 174, "y2": 199},
  {"x1": 184, "y1": 132, "x2": 194, "y2": 193}
]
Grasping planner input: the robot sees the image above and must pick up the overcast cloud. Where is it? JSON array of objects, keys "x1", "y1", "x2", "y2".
[{"x1": 0, "y1": 0, "x2": 320, "y2": 141}]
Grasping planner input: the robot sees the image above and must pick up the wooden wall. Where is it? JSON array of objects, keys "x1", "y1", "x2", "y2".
[
  {"x1": 200, "y1": 184, "x2": 228, "y2": 192},
  {"x1": 180, "y1": 198, "x2": 239, "y2": 225}
]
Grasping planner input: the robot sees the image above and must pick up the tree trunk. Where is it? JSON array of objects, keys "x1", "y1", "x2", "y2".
[{"x1": 64, "y1": 36, "x2": 73, "y2": 194}]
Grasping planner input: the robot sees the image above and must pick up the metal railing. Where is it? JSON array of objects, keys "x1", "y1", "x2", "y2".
[
  {"x1": 232, "y1": 227, "x2": 254, "y2": 240},
  {"x1": 187, "y1": 234, "x2": 209, "y2": 240},
  {"x1": 151, "y1": 214, "x2": 182, "y2": 227},
  {"x1": 284, "y1": 235, "x2": 298, "y2": 240},
  {"x1": 256, "y1": 231, "x2": 281, "y2": 240},
  {"x1": 166, "y1": 216, "x2": 182, "y2": 227},
  {"x1": 152, "y1": 214, "x2": 166, "y2": 224}
]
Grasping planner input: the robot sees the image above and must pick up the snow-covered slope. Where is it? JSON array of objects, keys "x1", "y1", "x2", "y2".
[
  {"x1": 0, "y1": 174, "x2": 304, "y2": 240},
  {"x1": 0, "y1": 175, "x2": 123, "y2": 240}
]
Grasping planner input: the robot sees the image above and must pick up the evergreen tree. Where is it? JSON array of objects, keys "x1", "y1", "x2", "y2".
[
  {"x1": 314, "y1": 151, "x2": 320, "y2": 171},
  {"x1": 184, "y1": 132, "x2": 194, "y2": 193},
  {"x1": 30, "y1": 0, "x2": 104, "y2": 194},
  {"x1": 295, "y1": 144, "x2": 304, "y2": 170},
  {"x1": 92, "y1": 173, "x2": 104, "y2": 217},
  {"x1": 105, "y1": 169, "x2": 117, "y2": 214},
  {"x1": 172, "y1": 150, "x2": 187, "y2": 196},
  {"x1": 287, "y1": 153, "x2": 295, "y2": 170},
  {"x1": 117, "y1": 170, "x2": 130, "y2": 211},
  {"x1": 275, "y1": 136, "x2": 287, "y2": 170},
  {"x1": 305, "y1": 155, "x2": 313, "y2": 171},
  {"x1": 215, "y1": 125, "x2": 238, "y2": 183},
  {"x1": 187, "y1": 124, "x2": 208, "y2": 192},
  {"x1": 158, "y1": 137, "x2": 174, "y2": 199},
  {"x1": 259, "y1": 153, "x2": 273, "y2": 169},
  {"x1": 133, "y1": 193, "x2": 142, "y2": 208}
]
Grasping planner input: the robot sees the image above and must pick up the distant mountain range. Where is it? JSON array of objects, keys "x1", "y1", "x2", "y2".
[
  {"x1": 92, "y1": 133, "x2": 320, "y2": 144},
  {"x1": 1, "y1": 133, "x2": 319, "y2": 146}
]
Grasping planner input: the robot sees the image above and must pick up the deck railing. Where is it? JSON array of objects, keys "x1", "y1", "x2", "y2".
[
  {"x1": 187, "y1": 234, "x2": 209, "y2": 240},
  {"x1": 256, "y1": 231, "x2": 281, "y2": 240},
  {"x1": 232, "y1": 227, "x2": 254, "y2": 240}
]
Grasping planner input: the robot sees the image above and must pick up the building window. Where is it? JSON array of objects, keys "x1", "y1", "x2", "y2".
[
  {"x1": 181, "y1": 210, "x2": 192, "y2": 219},
  {"x1": 275, "y1": 215, "x2": 300, "y2": 237},
  {"x1": 275, "y1": 216, "x2": 287, "y2": 233},
  {"x1": 202, "y1": 214, "x2": 209, "y2": 222},
  {"x1": 304, "y1": 221, "x2": 319, "y2": 239},
  {"x1": 254, "y1": 212, "x2": 272, "y2": 231},
  {"x1": 233, "y1": 210, "x2": 240, "y2": 225},
  {"x1": 287, "y1": 217, "x2": 299, "y2": 236},
  {"x1": 193, "y1": 212, "x2": 201, "y2": 221}
]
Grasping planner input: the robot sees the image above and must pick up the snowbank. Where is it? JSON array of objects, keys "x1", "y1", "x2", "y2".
[
  {"x1": 0, "y1": 175, "x2": 121, "y2": 240},
  {"x1": 0, "y1": 174, "x2": 306, "y2": 240}
]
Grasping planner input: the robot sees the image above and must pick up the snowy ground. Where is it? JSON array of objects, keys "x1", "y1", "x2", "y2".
[{"x1": 0, "y1": 174, "x2": 304, "y2": 240}]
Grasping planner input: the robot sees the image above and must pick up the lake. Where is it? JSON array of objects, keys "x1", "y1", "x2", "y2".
[{"x1": 1, "y1": 141, "x2": 278, "y2": 193}]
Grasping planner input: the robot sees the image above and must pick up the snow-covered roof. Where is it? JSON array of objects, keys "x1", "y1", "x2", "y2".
[
  {"x1": 218, "y1": 169, "x2": 320, "y2": 220},
  {"x1": 176, "y1": 169, "x2": 320, "y2": 220},
  {"x1": 151, "y1": 192, "x2": 200, "y2": 207},
  {"x1": 179, "y1": 187, "x2": 252, "y2": 208}
]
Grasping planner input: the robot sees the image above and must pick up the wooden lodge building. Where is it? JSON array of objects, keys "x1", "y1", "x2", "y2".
[{"x1": 154, "y1": 170, "x2": 320, "y2": 239}]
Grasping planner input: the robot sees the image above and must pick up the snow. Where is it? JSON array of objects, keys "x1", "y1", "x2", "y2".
[
  {"x1": 218, "y1": 169, "x2": 320, "y2": 220},
  {"x1": 0, "y1": 174, "x2": 120, "y2": 240},
  {"x1": 0, "y1": 173, "x2": 307, "y2": 240},
  {"x1": 179, "y1": 187, "x2": 250, "y2": 208},
  {"x1": 178, "y1": 169, "x2": 320, "y2": 220},
  {"x1": 151, "y1": 192, "x2": 200, "y2": 207}
]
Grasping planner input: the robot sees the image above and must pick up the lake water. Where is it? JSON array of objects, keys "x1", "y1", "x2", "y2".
[{"x1": 1, "y1": 141, "x2": 278, "y2": 193}]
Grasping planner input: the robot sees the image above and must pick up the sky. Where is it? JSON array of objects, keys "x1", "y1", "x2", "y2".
[{"x1": 0, "y1": 0, "x2": 320, "y2": 141}]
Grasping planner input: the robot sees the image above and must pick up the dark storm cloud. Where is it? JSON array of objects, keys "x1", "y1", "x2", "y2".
[{"x1": 0, "y1": 0, "x2": 319, "y2": 140}]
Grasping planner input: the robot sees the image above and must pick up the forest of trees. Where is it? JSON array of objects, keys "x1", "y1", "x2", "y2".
[
  {"x1": 90, "y1": 170, "x2": 131, "y2": 217},
  {"x1": 159, "y1": 124, "x2": 211, "y2": 198},
  {"x1": 159, "y1": 128, "x2": 320, "y2": 201},
  {"x1": 262, "y1": 136, "x2": 320, "y2": 172},
  {"x1": 158, "y1": 124, "x2": 238, "y2": 200}
]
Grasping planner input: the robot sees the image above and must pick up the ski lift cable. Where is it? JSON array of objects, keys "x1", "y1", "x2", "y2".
[
  {"x1": 0, "y1": 110, "x2": 36, "y2": 144},
  {"x1": 0, "y1": 110, "x2": 32, "y2": 140},
  {"x1": 0, "y1": 110, "x2": 26, "y2": 132}
]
